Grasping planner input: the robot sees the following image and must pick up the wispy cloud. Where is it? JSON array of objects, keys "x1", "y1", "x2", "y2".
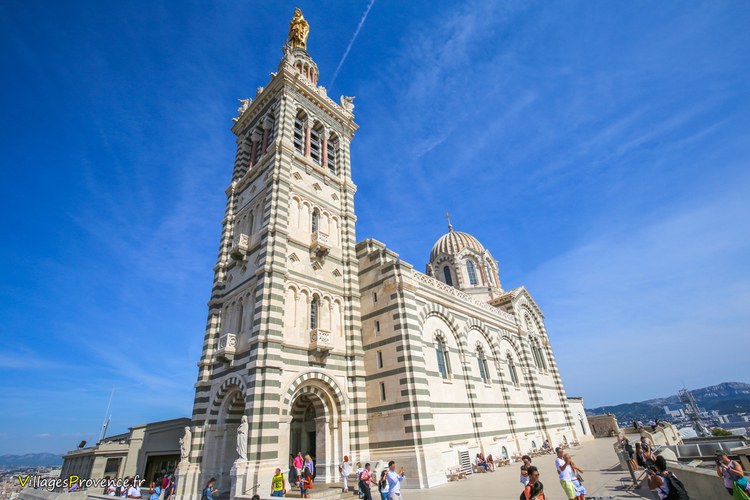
[{"x1": 329, "y1": 0, "x2": 376, "y2": 90}]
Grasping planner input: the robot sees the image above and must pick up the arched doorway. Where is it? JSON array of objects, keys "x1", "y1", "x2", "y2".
[
  {"x1": 282, "y1": 373, "x2": 347, "y2": 484},
  {"x1": 203, "y1": 388, "x2": 246, "y2": 498},
  {"x1": 289, "y1": 394, "x2": 319, "y2": 461}
]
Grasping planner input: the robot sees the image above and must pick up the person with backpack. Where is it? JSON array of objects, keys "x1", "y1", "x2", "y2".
[
  {"x1": 716, "y1": 451, "x2": 748, "y2": 496},
  {"x1": 377, "y1": 469, "x2": 389, "y2": 500},
  {"x1": 200, "y1": 478, "x2": 218, "y2": 500},
  {"x1": 521, "y1": 466, "x2": 546, "y2": 500},
  {"x1": 647, "y1": 455, "x2": 689, "y2": 500}
]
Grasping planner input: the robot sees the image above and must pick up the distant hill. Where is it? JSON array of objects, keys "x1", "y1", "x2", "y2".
[
  {"x1": 0, "y1": 453, "x2": 62, "y2": 467},
  {"x1": 586, "y1": 382, "x2": 750, "y2": 422}
]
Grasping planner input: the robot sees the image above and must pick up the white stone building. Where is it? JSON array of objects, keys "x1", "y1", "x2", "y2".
[{"x1": 176, "y1": 9, "x2": 586, "y2": 499}]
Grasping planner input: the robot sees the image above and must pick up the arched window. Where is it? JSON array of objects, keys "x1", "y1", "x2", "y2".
[
  {"x1": 477, "y1": 345, "x2": 490, "y2": 384},
  {"x1": 501, "y1": 446, "x2": 508, "y2": 460},
  {"x1": 537, "y1": 344, "x2": 547, "y2": 372},
  {"x1": 247, "y1": 211, "x2": 254, "y2": 234},
  {"x1": 507, "y1": 354, "x2": 519, "y2": 387},
  {"x1": 466, "y1": 260, "x2": 478, "y2": 285},
  {"x1": 310, "y1": 297, "x2": 319, "y2": 329},
  {"x1": 435, "y1": 336, "x2": 451, "y2": 379},
  {"x1": 310, "y1": 123, "x2": 323, "y2": 165},
  {"x1": 443, "y1": 266, "x2": 453, "y2": 286},
  {"x1": 311, "y1": 208, "x2": 319, "y2": 232},
  {"x1": 531, "y1": 440, "x2": 537, "y2": 450},
  {"x1": 327, "y1": 134, "x2": 338, "y2": 175},
  {"x1": 293, "y1": 112, "x2": 306, "y2": 154}
]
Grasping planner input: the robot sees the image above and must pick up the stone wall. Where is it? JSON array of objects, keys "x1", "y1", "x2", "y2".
[{"x1": 587, "y1": 414, "x2": 619, "y2": 438}]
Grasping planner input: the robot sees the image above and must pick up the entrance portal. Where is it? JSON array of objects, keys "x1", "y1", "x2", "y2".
[{"x1": 290, "y1": 395, "x2": 318, "y2": 461}]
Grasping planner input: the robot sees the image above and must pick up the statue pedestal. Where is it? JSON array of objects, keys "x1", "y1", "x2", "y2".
[
  {"x1": 175, "y1": 461, "x2": 201, "y2": 500},
  {"x1": 230, "y1": 460, "x2": 254, "y2": 499}
]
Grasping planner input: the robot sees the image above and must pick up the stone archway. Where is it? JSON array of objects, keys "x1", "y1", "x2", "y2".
[
  {"x1": 280, "y1": 373, "x2": 347, "y2": 484},
  {"x1": 203, "y1": 387, "x2": 246, "y2": 498}
]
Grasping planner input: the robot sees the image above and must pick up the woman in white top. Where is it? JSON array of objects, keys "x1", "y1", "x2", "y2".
[{"x1": 339, "y1": 455, "x2": 352, "y2": 493}]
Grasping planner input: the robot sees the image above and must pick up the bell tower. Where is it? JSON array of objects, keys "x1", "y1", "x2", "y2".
[{"x1": 177, "y1": 9, "x2": 370, "y2": 499}]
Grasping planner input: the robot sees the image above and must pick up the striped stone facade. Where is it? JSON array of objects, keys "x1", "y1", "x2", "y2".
[
  {"x1": 356, "y1": 238, "x2": 581, "y2": 488},
  {"x1": 177, "y1": 13, "x2": 581, "y2": 498},
  {"x1": 177, "y1": 41, "x2": 370, "y2": 500}
]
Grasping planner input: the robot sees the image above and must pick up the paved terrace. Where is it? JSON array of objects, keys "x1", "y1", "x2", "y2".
[{"x1": 401, "y1": 437, "x2": 651, "y2": 500}]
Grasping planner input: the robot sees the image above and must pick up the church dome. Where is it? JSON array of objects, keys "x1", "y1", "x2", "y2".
[{"x1": 430, "y1": 225, "x2": 486, "y2": 261}]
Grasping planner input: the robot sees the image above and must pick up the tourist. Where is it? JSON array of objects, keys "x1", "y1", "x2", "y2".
[
  {"x1": 160, "y1": 475, "x2": 171, "y2": 500},
  {"x1": 288, "y1": 454, "x2": 298, "y2": 487},
  {"x1": 542, "y1": 440, "x2": 551, "y2": 454},
  {"x1": 304, "y1": 454, "x2": 315, "y2": 482},
  {"x1": 649, "y1": 419, "x2": 657, "y2": 432},
  {"x1": 339, "y1": 455, "x2": 352, "y2": 492},
  {"x1": 486, "y1": 453, "x2": 495, "y2": 471},
  {"x1": 386, "y1": 460, "x2": 405, "y2": 500},
  {"x1": 475, "y1": 453, "x2": 489, "y2": 472},
  {"x1": 200, "y1": 478, "x2": 218, "y2": 500},
  {"x1": 356, "y1": 462, "x2": 364, "y2": 498},
  {"x1": 647, "y1": 455, "x2": 689, "y2": 499},
  {"x1": 359, "y1": 463, "x2": 377, "y2": 500},
  {"x1": 299, "y1": 468, "x2": 313, "y2": 498},
  {"x1": 716, "y1": 451, "x2": 747, "y2": 496},
  {"x1": 118, "y1": 477, "x2": 129, "y2": 497},
  {"x1": 564, "y1": 453, "x2": 586, "y2": 500},
  {"x1": 293, "y1": 452, "x2": 304, "y2": 484},
  {"x1": 166, "y1": 476, "x2": 176, "y2": 500},
  {"x1": 635, "y1": 443, "x2": 646, "y2": 468},
  {"x1": 148, "y1": 481, "x2": 160, "y2": 500},
  {"x1": 522, "y1": 466, "x2": 546, "y2": 500},
  {"x1": 105, "y1": 477, "x2": 116, "y2": 496},
  {"x1": 127, "y1": 478, "x2": 142, "y2": 499},
  {"x1": 251, "y1": 495, "x2": 260, "y2": 500},
  {"x1": 522, "y1": 455, "x2": 532, "y2": 467},
  {"x1": 270, "y1": 467, "x2": 286, "y2": 497},
  {"x1": 520, "y1": 465, "x2": 530, "y2": 486},
  {"x1": 620, "y1": 437, "x2": 637, "y2": 471},
  {"x1": 377, "y1": 470, "x2": 389, "y2": 500},
  {"x1": 640, "y1": 435, "x2": 650, "y2": 452},
  {"x1": 555, "y1": 447, "x2": 577, "y2": 500}
]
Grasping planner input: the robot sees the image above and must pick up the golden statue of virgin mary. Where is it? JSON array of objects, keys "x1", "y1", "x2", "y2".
[{"x1": 288, "y1": 8, "x2": 310, "y2": 50}]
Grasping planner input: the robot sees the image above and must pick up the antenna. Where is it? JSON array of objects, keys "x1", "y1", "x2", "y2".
[{"x1": 98, "y1": 388, "x2": 115, "y2": 444}]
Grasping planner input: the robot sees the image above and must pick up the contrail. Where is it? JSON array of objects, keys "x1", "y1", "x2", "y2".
[{"x1": 329, "y1": 0, "x2": 376, "y2": 89}]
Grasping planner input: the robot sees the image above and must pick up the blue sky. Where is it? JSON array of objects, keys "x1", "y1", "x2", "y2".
[{"x1": 1, "y1": 1, "x2": 748, "y2": 455}]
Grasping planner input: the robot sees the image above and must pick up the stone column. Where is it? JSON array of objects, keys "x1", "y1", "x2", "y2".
[
  {"x1": 305, "y1": 123, "x2": 311, "y2": 157},
  {"x1": 322, "y1": 132, "x2": 328, "y2": 169}
]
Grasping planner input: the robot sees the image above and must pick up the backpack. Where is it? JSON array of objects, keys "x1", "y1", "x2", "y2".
[{"x1": 663, "y1": 472, "x2": 689, "y2": 500}]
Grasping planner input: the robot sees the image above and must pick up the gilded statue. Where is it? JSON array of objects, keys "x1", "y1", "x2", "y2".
[{"x1": 288, "y1": 8, "x2": 309, "y2": 49}]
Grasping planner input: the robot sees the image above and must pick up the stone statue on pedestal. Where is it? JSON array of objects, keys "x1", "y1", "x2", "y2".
[
  {"x1": 179, "y1": 426, "x2": 191, "y2": 462},
  {"x1": 236, "y1": 416, "x2": 248, "y2": 461}
]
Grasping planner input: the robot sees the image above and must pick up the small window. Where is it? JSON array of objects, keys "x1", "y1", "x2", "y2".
[
  {"x1": 310, "y1": 297, "x2": 319, "y2": 329},
  {"x1": 443, "y1": 266, "x2": 453, "y2": 286},
  {"x1": 375, "y1": 320, "x2": 381, "y2": 334},
  {"x1": 477, "y1": 350, "x2": 490, "y2": 384},
  {"x1": 466, "y1": 260, "x2": 478, "y2": 285},
  {"x1": 376, "y1": 351, "x2": 383, "y2": 369},
  {"x1": 508, "y1": 355, "x2": 519, "y2": 387},
  {"x1": 379, "y1": 382, "x2": 386, "y2": 401},
  {"x1": 311, "y1": 208, "x2": 319, "y2": 232},
  {"x1": 372, "y1": 292, "x2": 378, "y2": 304},
  {"x1": 436, "y1": 338, "x2": 451, "y2": 379},
  {"x1": 237, "y1": 303, "x2": 244, "y2": 332}
]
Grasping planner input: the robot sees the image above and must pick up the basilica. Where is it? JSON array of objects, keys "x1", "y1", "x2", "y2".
[{"x1": 175, "y1": 9, "x2": 590, "y2": 499}]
